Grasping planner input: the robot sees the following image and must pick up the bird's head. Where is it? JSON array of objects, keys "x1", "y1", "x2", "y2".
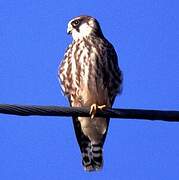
[{"x1": 67, "y1": 15, "x2": 104, "y2": 40}]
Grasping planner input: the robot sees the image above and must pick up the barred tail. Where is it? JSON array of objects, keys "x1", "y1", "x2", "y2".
[
  {"x1": 81, "y1": 142, "x2": 94, "y2": 171},
  {"x1": 82, "y1": 143, "x2": 103, "y2": 172},
  {"x1": 91, "y1": 143, "x2": 103, "y2": 171}
]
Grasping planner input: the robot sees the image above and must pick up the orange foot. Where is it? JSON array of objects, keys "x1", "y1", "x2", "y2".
[{"x1": 89, "y1": 104, "x2": 107, "y2": 119}]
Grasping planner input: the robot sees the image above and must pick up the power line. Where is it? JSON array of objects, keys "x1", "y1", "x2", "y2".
[{"x1": 0, "y1": 104, "x2": 179, "y2": 122}]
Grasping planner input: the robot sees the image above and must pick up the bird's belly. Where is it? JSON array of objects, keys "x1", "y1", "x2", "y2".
[
  {"x1": 75, "y1": 72, "x2": 109, "y2": 143},
  {"x1": 78, "y1": 116, "x2": 107, "y2": 144},
  {"x1": 78, "y1": 82, "x2": 110, "y2": 107}
]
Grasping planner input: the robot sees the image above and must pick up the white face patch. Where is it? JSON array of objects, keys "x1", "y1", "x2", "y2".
[
  {"x1": 72, "y1": 23, "x2": 93, "y2": 41},
  {"x1": 67, "y1": 17, "x2": 96, "y2": 41}
]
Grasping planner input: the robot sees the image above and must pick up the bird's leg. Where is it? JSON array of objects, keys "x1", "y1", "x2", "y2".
[
  {"x1": 89, "y1": 104, "x2": 97, "y2": 119},
  {"x1": 89, "y1": 104, "x2": 107, "y2": 119}
]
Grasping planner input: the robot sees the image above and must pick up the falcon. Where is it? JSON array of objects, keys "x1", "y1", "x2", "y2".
[{"x1": 58, "y1": 15, "x2": 122, "y2": 171}]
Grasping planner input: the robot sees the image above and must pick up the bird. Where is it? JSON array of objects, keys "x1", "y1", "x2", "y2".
[{"x1": 58, "y1": 15, "x2": 123, "y2": 171}]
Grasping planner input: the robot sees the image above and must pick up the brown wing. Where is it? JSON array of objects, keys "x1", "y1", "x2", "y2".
[
  {"x1": 59, "y1": 43, "x2": 91, "y2": 152},
  {"x1": 100, "y1": 41, "x2": 123, "y2": 145}
]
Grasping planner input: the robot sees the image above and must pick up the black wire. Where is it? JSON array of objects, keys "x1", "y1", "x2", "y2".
[{"x1": 0, "y1": 104, "x2": 179, "y2": 122}]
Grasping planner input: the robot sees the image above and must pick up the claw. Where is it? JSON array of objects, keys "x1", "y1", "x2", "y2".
[
  {"x1": 89, "y1": 104, "x2": 107, "y2": 119},
  {"x1": 98, "y1": 105, "x2": 107, "y2": 110},
  {"x1": 90, "y1": 104, "x2": 97, "y2": 119}
]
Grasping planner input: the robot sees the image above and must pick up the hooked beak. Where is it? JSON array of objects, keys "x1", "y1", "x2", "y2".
[{"x1": 67, "y1": 24, "x2": 73, "y2": 35}]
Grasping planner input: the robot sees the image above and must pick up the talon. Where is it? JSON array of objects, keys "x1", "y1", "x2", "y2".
[
  {"x1": 90, "y1": 104, "x2": 97, "y2": 119},
  {"x1": 98, "y1": 105, "x2": 106, "y2": 110},
  {"x1": 89, "y1": 104, "x2": 107, "y2": 119}
]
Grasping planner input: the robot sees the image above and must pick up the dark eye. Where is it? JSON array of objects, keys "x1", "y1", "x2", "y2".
[{"x1": 72, "y1": 20, "x2": 80, "y2": 26}]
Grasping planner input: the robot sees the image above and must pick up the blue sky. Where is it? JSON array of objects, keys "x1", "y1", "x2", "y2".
[{"x1": 1, "y1": 0, "x2": 179, "y2": 179}]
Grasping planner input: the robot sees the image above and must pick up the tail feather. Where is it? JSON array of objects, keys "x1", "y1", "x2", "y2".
[
  {"x1": 82, "y1": 143, "x2": 103, "y2": 172},
  {"x1": 91, "y1": 143, "x2": 103, "y2": 170},
  {"x1": 82, "y1": 142, "x2": 94, "y2": 171}
]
